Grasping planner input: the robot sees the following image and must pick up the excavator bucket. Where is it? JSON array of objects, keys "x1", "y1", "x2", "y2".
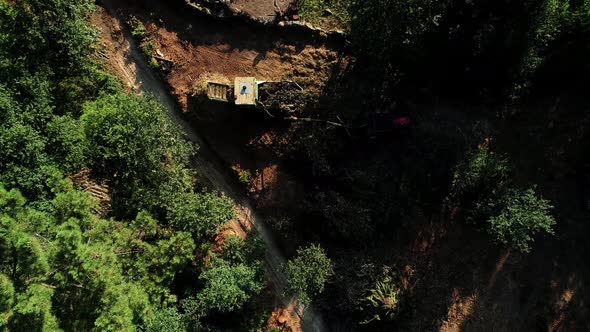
[{"x1": 206, "y1": 81, "x2": 231, "y2": 102}]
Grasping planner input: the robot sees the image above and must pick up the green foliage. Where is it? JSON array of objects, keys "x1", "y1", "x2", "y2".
[
  {"x1": 1, "y1": 184, "x2": 152, "y2": 331},
  {"x1": 144, "y1": 306, "x2": 186, "y2": 332},
  {"x1": 0, "y1": 117, "x2": 49, "y2": 197},
  {"x1": 180, "y1": 297, "x2": 204, "y2": 330},
  {"x1": 240, "y1": 310, "x2": 271, "y2": 332},
  {"x1": 0, "y1": 0, "x2": 119, "y2": 200},
  {"x1": 109, "y1": 210, "x2": 196, "y2": 303},
  {"x1": 0, "y1": 1, "x2": 246, "y2": 331},
  {"x1": 450, "y1": 144, "x2": 510, "y2": 221},
  {"x1": 168, "y1": 192, "x2": 234, "y2": 239},
  {"x1": 488, "y1": 188, "x2": 555, "y2": 252},
  {"x1": 451, "y1": 145, "x2": 555, "y2": 252},
  {"x1": 348, "y1": 0, "x2": 445, "y2": 67},
  {"x1": 238, "y1": 169, "x2": 251, "y2": 184},
  {"x1": 141, "y1": 41, "x2": 161, "y2": 69},
  {"x1": 10, "y1": 284, "x2": 61, "y2": 332},
  {"x1": 82, "y1": 93, "x2": 195, "y2": 216},
  {"x1": 0, "y1": 0, "x2": 112, "y2": 115},
  {"x1": 128, "y1": 15, "x2": 147, "y2": 39},
  {"x1": 46, "y1": 115, "x2": 89, "y2": 172},
  {"x1": 186, "y1": 235, "x2": 265, "y2": 318},
  {"x1": 0, "y1": 274, "x2": 14, "y2": 327},
  {"x1": 285, "y1": 244, "x2": 333, "y2": 304},
  {"x1": 149, "y1": 57, "x2": 161, "y2": 70},
  {"x1": 512, "y1": 0, "x2": 590, "y2": 98},
  {"x1": 451, "y1": 144, "x2": 510, "y2": 195},
  {"x1": 0, "y1": 0, "x2": 97, "y2": 77},
  {"x1": 298, "y1": 0, "x2": 350, "y2": 28},
  {"x1": 46, "y1": 190, "x2": 152, "y2": 332},
  {"x1": 219, "y1": 235, "x2": 265, "y2": 265},
  {"x1": 196, "y1": 258, "x2": 264, "y2": 314},
  {"x1": 360, "y1": 272, "x2": 401, "y2": 324},
  {"x1": 347, "y1": 0, "x2": 590, "y2": 100}
]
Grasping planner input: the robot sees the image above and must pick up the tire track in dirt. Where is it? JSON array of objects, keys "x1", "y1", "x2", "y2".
[{"x1": 93, "y1": 5, "x2": 326, "y2": 332}]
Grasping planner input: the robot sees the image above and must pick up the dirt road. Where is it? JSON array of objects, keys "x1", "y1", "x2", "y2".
[{"x1": 93, "y1": 4, "x2": 326, "y2": 332}]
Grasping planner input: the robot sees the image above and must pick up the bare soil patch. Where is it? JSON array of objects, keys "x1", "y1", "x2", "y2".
[
  {"x1": 105, "y1": 0, "x2": 340, "y2": 111},
  {"x1": 230, "y1": 0, "x2": 293, "y2": 20}
]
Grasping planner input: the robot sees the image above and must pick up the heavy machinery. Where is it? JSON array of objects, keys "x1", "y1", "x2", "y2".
[
  {"x1": 201, "y1": 75, "x2": 411, "y2": 134},
  {"x1": 205, "y1": 76, "x2": 305, "y2": 112}
]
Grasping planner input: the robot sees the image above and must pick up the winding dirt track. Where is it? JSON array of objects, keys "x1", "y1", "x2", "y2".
[{"x1": 94, "y1": 4, "x2": 326, "y2": 332}]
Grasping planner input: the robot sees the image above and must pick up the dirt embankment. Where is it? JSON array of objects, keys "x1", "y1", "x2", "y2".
[
  {"x1": 184, "y1": 0, "x2": 347, "y2": 36},
  {"x1": 188, "y1": 0, "x2": 293, "y2": 21},
  {"x1": 92, "y1": 3, "x2": 330, "y2": 331},
  {"x1": 104, "y1": 0, "x2": 342, "y2": 111}
]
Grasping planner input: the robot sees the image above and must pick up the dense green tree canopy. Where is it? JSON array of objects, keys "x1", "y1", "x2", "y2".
[
  {"x1": 196, "y1": 258, "x2": 264, "y2": 314},
  {"x1": 348, "y1": 0, "x2": 590, "y2": 101},
  {"x1": 0, "y1": 0, "x2": 262, "y2": 330},
  {"x1": 82, "y1": 93, "x2": 195, "y2": 215}
]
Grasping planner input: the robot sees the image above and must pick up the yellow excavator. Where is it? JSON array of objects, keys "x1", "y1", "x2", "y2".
[{"x1": 205, "y1": 76, "x2": 303, "y2": 111}]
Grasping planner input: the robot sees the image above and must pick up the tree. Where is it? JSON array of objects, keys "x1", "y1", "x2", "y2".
[
  {"x1": 219, "y1": 234, "x2": 265, "y2": 265},
  {"x1": 347, "y1": 0, "x2": 590, "y2": 101},
  {"x1": 46, "y1": 115, "x2": 88, "y2": 172},
  {"x1": 0, "y1": 1, "x2": 250, "y2": 331},
  {"x1": 0, "y1": 274, "x2": 14, "y2": 327},
  {"x1": 488, "y1": 188, "x2": 555, "y2": 252},
  {"x1": 109, "y1": 210, "x2": 196, "y2": 303},
  {"x1": 0, "y1": 118, "x2": 49, "y2": 198},
  {"x1": 285, "y1": 244, "x2": 333, "y2": 304},
  {"x1": 167, "y1": 192, "x2": 235, "y2": 239},
  {"x1": 144, "y1": 307, "x2": 186, "y2": 332},
  {"x1": 0, "y1": 185, "x2": 61, "y2": 332},
  {"x1": 196, "y1": 258, "x2": 264, "y2": 314},
  {"x1": 450, "y1": 145, "x2": 555, "y2": 252},
  {"x1": 82, "y1": 93, "x2": 195, "y2": 216}
]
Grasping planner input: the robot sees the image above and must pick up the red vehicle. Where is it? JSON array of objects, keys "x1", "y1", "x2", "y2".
[{"x1": 368, "y1": 112, "x2": 411, "y2": 137}]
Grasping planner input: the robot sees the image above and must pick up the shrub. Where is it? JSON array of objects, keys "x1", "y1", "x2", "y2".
[
  {"x1": 128, "y1": 16, "x2": 146, "y2": 39},
  {"x1": 451, "y1": 143, "x2": 510, "y2": 201},
  {"x1": 220, "y1": 234, "x2": 264, "y2": 265},
  {"x1": 46, "y1": 115, "x2": 88, "y2": 172},
  {"x1": 231, "y1": 164, "x2": 252, "y2": 185},
  {"x1": 297, "y1": 0, "x2": 350, "y2": 28},
  {"x1": 450, "y1": 143, "x2": 555, "y2": 252},
  {"x1": 238, "y1": 170, "x2": 251, "y2": 184},
  {"x1": 360, "y1": 272, "x2": 401, "y2": 324},
  {"x1": 144, "y1": 307, "x2": 186, "y2": 332},
  {"x1": 167, "y1": 191, "x2": 234, "y2": 239},
  {"x1": 488, "y1": 188, "x2": 555, "y2": 253},
  {"x1": 196, "y1": 259, "x2": 264, "y2": 314},
  {"x1": 449, "y1": 143, "x2": 510, "y2": 222},
  {"x1": 285, "y1": 244, "x2": 333, "y2": 304}
]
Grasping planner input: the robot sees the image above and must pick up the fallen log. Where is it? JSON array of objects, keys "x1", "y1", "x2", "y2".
[{"x1": 284, "y1": 116, "x2": 345, "y2": 127}]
